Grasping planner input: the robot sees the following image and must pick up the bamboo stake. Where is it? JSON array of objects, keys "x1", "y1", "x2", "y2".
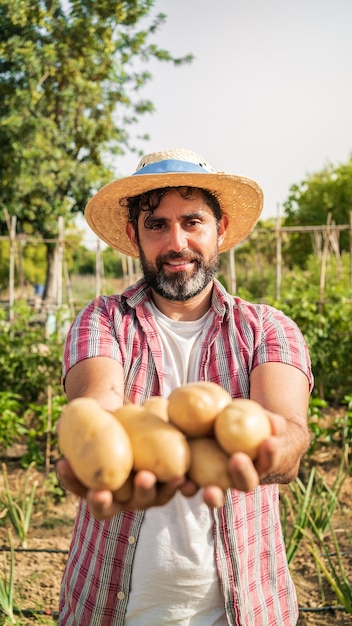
[
  {"x1": 350, "y1": 212, "x2": 352, "y2": 299},
  {"x1": 63, "y1": 258, "x2": 75, "y2": 317},
  {"x1": 127, "y1": 255, "x2": 134, "y2": 285},
  {"x1": 95, "y1": 238, "x2": 102, "y2": 296},
  {"x1": 228, "y1": 247, "x2": 236, "y2": 294},
  {"x1": 9, "y1": 216, "x2": 17, "y2": 325},
  {"x1": 45, "y1": 385, "x2": 52, "y2": 478},
  {"x1": 57, "y1": 216, "x2": 64, "y2": 307},
  {"x1": 319, "y1": 213, "x2": 332, "y2": 315},
  {"x1": 276, "y1": 202, "x2": 282, "y2": 301}
]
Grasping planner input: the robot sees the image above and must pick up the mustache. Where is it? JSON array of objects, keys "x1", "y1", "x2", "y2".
[{"x1": 157, "y1": 250, "x2": 202, "y2": 265}]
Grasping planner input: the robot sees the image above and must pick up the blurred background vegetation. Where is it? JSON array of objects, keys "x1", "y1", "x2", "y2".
[{"x1": 0, "y1": 0, "x2": 351, "y2": 457}]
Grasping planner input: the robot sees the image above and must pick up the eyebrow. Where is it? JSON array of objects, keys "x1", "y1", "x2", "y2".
[{"x1": 146, "y1": 210, "x2": 208, "y2": 223}]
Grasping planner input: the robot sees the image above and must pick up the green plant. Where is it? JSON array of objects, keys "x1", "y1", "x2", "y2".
[
  {"x1": 1, "y1": 463, "x2": 38, "y2": 548},
  {"x1": 0, "y1": 531, "x2": 15, "y2": 624},
  {"x1": 0, "y1": 393, "x2": 27, "y2": 455},
  {"x1": 265, "y1": 262, "x2": 352, "y2": 403},
  {"x1": 42, "y1": 471, "x2": 67, "y2": 505},
  {"x1": 307, "y1": 396, "x2": 329, "y2": 454},
  {"x1": 307, "y1": 395, "x2": 352, "y2": 457},
  {"x1": 21, "y1": 394, "x2": 66, "y2": 468},
  {"x1": 281, "y1": 454, "x2": 350, "y2": 565},
  {"x1": 336, "y1": 394, "x2": 352, "y2": 460},
  {"x1": 307, "y1": 524, "x2": 352, "y2": 613},
  {"x1": 0, "y1": 302, "x2": 64, "y2": 404}
]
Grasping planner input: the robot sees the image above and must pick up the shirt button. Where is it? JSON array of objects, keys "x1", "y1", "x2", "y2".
[
  {"x1": 128, "y1": 535, "x2": 135, "y2": 544},
  {"x1": 117, "y1": 591, "x2": 125, "y2": 600}
]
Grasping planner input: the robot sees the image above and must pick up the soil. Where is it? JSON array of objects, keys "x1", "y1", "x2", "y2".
[{"x1": 0, "y1": 408, "x2": 351, "y2": 626}]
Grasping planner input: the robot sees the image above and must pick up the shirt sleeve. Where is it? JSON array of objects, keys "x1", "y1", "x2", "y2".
[
  {"x1": 62, "y1": 296, "x2": 122, "y2": 386},
  {"x1": 252, "y1": 304, "x2": 314, "y2": 392}
]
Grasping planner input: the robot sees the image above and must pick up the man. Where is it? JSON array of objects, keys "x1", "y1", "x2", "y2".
[{"x1": 57, "y1": 148, "x2": 313, "y2": 625}]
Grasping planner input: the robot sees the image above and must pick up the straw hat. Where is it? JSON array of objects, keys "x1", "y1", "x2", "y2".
[{"x1": 85, "y1": 148, "x2": 264, "y2": 257}]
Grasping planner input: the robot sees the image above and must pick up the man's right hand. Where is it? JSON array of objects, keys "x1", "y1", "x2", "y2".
[{"x1": 56, "y1": 458, "x2": 187, "y2": 519}]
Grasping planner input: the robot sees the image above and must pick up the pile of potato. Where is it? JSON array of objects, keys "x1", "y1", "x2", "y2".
[{"x1": 58, "y1": 381, "x2": 271, "y2": 500}]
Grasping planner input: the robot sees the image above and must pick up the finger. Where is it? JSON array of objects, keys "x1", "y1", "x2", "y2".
[
  {"x1": 179, "y1": 479, "x2": 199, "y2": 499},
  {"x1": 131, "y1": 470, "x2": 159, "y2": 509},
  {"x1": 56, "y1": 458, "x2": 88, "y2": 499},
  {"x1": 254, "y1": 436, "x2": 280, "y2": 477},
  {"x1": 202, "y1": 485, "x2": 225, "y2": 509},
  {"x1": 86, "y1": 489, "x2": 116, "y2": 520},
  {"x1": 154, "y1": 477, "x2": 186, "y2": 507},
  {"x1": 228, "y1": 452, "x2": 259, "y2": 492}
]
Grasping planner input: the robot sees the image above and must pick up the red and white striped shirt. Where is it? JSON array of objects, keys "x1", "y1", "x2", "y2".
[{"x1": 60, "y1": 278, "x2": 313, "y2": 625}]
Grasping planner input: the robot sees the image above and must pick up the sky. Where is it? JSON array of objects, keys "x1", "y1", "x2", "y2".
[
  {"x1": 83, "y1": 0, "x2": 352, "y2": 244},
  {"x1": 117, "y1": 0, "x2": 352, "y2": 217}
]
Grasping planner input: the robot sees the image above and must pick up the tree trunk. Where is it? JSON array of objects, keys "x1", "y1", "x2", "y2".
[{"x1": 44, "y1": 242, "x2": 59, "y2": 305}]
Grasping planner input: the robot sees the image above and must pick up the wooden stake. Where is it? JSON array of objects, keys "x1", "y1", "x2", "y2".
[
  {"x1": 275, "y1": 202, "x2": 282, "y2": 301},
  {"x1": 45, "y1": 385, "x2": 52, "y2": 478}
]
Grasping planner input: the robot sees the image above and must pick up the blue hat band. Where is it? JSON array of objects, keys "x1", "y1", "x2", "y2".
[{"x1": 133, "y1": 159, "x2": 209, "y2": 176}]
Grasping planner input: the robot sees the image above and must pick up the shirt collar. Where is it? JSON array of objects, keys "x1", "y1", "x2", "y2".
[{"x1": 123, "y1": 277, "x2": 231, "y2": 321}]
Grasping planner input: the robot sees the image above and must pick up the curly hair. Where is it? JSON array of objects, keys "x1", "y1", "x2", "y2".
[{"x1": 121, "y1": 186, "x2": 222, "y2": 240}]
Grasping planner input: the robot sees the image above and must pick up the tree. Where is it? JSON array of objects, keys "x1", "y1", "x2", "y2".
[
  {"x1": 0, "y1": 0, "x2": 192, "y2": 300},
  {"x1": 283, "y1": 158, "x2": 352, "y2": 268}
]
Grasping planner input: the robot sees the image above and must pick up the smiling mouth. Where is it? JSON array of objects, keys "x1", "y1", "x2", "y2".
[{"x1": 164, "y1": 259, "x2": 195, "y2": 271}]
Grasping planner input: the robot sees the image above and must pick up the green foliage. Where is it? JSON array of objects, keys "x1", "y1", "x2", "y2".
[
  {"x1": 0, "y1": 393, "x2": 26, "y2": 453},
  {"x1": 70, "y1": 245, "x2": 123, "y2": 278},
  {"x1": 0, "y1": 0, "x2": 192, "y2": 238},
  {"x1": 1, "y1": 463, "x2": 37, "y2": 549},
  {"x1": 282, "y1": 295, "x2": 351, "y2": 403},
  {"x1": 0, "y1": 240, "x2": 10, "y2": 288},
  {"x1": 281, "y1": 464, "x2": 345, "y2": 565},
  {"x1": 0, "y1": 531, "x2": 15, "y2": 623},
  {"x1": 102, "y1": 247, "x2": 124, "y2": 278},
  {"x1": 283, "y1": 455, "x2": 352, "y2": 614},
  {"x1": 42, "y1": 471, "x2": 66, "y2": 506},
  {"x1": 71, "y1": 246, "x2": 96, "y2": 275},
  {"x1": 0, "y1": 302, "x2": 63, "y2": 403},
  {"x1": 0, "y1": 301, "x2": 65, "y2": 464},
  {"x1": 0, "y1": 239, "x2": 47, "y2": 290},
  {"x1": 262, "y1": 254, "x2": 352, "y2": 404},
  {"x1": 281, "y1": 456, "x2": 352, "y2": 614},
  {"x1": 283, "y1": 157, "x2": 352, "y2": 267},
  {"x1": 307, "y1": 396, "x2": 352, "y2": 459},
  {"x1": 20, "y1": 243, "x2": 47, "y2": 285},
  {"x1": 0, "y1": 0, "x2": 192, "y2": 299},
  {"x1": 307, "y1": 397, "x2": 330, "y2": 454},
  {"x1": 22, "y1": 395, "x2": 66, "y2": 467},
  {"x1": 222, "y1": 221, "x2": 279, "y2": 300},
  {"x1": 307, "y1": 525, "x2": 352, "y2": 613}
]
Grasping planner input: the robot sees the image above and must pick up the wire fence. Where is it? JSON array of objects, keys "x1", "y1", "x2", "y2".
[{"x1": 1, "y1": 211, "x2": 352, "y2": 324}]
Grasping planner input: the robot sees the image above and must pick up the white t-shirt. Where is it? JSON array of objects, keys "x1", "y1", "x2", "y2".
[{"x1": 124, "y1": 304, "x2": 227, "y2": 625}]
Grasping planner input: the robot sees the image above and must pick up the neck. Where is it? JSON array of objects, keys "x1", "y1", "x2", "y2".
[{"x1": 151, "y1": 282, "x2": 213, "y2": 321}]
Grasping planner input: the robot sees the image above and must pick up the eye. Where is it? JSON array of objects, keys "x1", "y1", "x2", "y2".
[
  {"x1": 185, "y1": 218, "x2": 202, "y2": 229},
  {"x1": 145, "y1": 219, "x2": 166, "y2": 231}
]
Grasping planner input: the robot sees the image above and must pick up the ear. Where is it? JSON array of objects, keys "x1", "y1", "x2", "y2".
[
  {"x1": 126, "y1": 222, "x2": 139, "y2": 254},
  {"x1": 218, "y1": 214, "x2": 228, "y2": 247}
]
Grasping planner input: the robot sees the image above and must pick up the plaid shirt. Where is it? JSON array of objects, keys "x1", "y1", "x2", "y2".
[{"x1": 60, "y1": 278, "x2": 313, "y2": 625}]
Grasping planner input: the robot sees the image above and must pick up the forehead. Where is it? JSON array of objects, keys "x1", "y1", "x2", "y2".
[{"x1": 150, "y1": 188, "x2": 213, "y2": 215}]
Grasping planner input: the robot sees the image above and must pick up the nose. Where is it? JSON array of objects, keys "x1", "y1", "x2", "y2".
[{"x1": 168, "y1": 223, "x2": 187, "y2": 252}]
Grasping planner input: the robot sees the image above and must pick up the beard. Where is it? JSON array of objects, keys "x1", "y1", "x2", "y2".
[{"x1": 138, "y1": 247, "x2": 220, "y2": 301}]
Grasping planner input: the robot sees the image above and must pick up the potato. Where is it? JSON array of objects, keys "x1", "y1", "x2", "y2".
[
  {"x1": 143, "y1": 396, "x2": 169, "y2": 422},
  {"x1": 167, "y1": 381, "x2": 232, "y2": 437},
  {"x1": 188, "y1": 437, "x2": 232, "y2": 492},
  {"x1": 113, "y1": 404, "x2": 190, "y2": 482},
  {"x1": 58, "y1": 397, "x2": 133, "y2": 491},
  {"x1": 214, "y1": 399, "x2": 271, "y2": 460}
]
